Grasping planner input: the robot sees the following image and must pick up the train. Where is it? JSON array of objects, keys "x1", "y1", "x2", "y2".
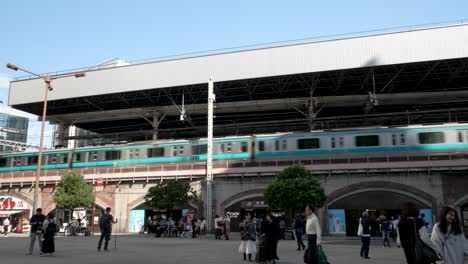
[{"x1": 0, "y1": 123, "x2": 467, "y2": 172}]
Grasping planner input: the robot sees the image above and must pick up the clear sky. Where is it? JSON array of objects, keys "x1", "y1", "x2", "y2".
[{"x1": 0, "y1": 0, "x2": 467, "y2": 146}]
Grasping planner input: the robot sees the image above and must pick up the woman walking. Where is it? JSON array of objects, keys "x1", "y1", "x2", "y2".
[
  {"x1": 239, "y1": 214, "x2": 256, "y2": 262},
  {"x1": 42, "y1": 212, "x2": 57, "y2": 257},
  {"x1": 431, "y1": 206, "x2": 468, "y2": 264}
]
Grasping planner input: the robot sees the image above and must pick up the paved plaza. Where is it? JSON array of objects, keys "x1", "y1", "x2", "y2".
[{"x1": 0, "y1": 234, "x2": 413, "y2": 264}]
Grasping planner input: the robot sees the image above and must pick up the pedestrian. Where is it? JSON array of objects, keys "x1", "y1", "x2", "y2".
[
  {"x1": 69, "y1": 217, "x2": 78, "y2": 236},
  {"x1": 393, "y1": 215, "x2": 401, "y2": 247},
  {"x1": 146, "y1": 216, "x2": 153, "y2": 234},
  {"x1": 97, "y1": 207, "x2": 117, "y2": 252},
  {"x1": 294, "y1": 213, "x2": 306, "y2": 251},
  {"x1": 3, "y1": 217, "x2": 10, "y2": 237},
  {"x1": 26, "y1": 208, "x2": 46, "y2": 255},
  {"x1": 279, "y1": 218, "x2": 286, "y2": 240},
  {"x1": 224, "y1": 213, "x2": 231, "y2": 240},
  {"x1": 305, "y1": 205, "x2": 322, "y2": 264},
  {"x1": 380, "y1": 216, "x2": 391, "y2": 247},
  {"x1": 239, "y1": 213, "x2": 256, "y2": 262},
  {"x1": 359, "y1": 211, "x2": 371, "y2": 259},
  {"x1": 215, "y1": 214, "x2": 224, "y2": 240},
  {"x1": 262, "y1": 213, "x2": 281, "y2": 263},
  {"x1": 398, "y1": 203, "x2": 436, "y2": 264},
  {"x1": 42, "y1": 212, "x2": 58, "y2": 257},
  {"x1": 200, "y1": 217, "x2": 207, "y2": 239},
  {"x1": 431, "y1": 206, "x2": 468, "y2": 264}
]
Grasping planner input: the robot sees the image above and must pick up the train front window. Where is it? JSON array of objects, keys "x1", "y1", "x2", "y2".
[
  {"x1": 355, "y1": 135, "x2": 379, "y2": 147},
  {"x1": 298, "y1": 138, "x2": 320, "y2": 149},
  {"x1": 418, "y1": 132, "x2": 445, "y2": 144}
]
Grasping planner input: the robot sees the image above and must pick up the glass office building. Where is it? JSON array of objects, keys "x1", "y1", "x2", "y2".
[{"x1": 0, "y1": 113, "x2": 29, "y2": 152}]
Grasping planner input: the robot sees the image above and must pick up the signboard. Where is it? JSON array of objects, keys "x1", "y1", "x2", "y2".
[
  {"x1": 0, "y1": 196, "x2": 31, "y2": 210},
  {"x1": 327, "y1": 209, "x2": 346, "y2": 234},
  {"x1": 419, "y1": 208, "x2": 433, "y2": 226},
  {"x1": 129, "y1": 210, "x2": 144, "y2": 233}
]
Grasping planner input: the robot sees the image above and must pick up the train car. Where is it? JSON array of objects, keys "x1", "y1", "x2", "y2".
[{"x1": 0, "y1": 123, "x2": 467, "y2": 172}]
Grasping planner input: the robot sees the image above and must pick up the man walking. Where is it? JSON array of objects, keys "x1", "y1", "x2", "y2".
[
  {"x1": 26, "y1": 208, "x2": 46, "y2": 255},
  {"x1": 98, "y1": 207, "x2": 117, "y2": 251},
  {"x1": 305, "y1": 205, "x2": 321, "y2": 264}
]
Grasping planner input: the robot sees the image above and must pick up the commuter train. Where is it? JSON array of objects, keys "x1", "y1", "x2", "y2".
[{"x1": 1, "y1": 123, "x2": 468, "y2": 172}]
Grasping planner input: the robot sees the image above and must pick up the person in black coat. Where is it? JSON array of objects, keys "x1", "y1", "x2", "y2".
[
  {"x1": 398, "y1": 204, "x2": 426, "y2": 264},
  {"x1": 262, "y1": 214, "x2": 280, "y2": 263}
]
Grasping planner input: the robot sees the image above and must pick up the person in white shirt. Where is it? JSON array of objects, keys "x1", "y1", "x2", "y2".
[
  {"x1": 3, "y1": 217, "x2": 10, "y2": 237},
  {"x1": 305, "y1": 205, "x2": 321, "y2": 264}
]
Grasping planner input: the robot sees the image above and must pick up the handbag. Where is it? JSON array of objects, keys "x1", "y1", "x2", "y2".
[
  {"x1": 357, "y1": 218, "x2": 363, "y2": 236},
  {"x1": 413, "y1": 219, "x2": 441, "y2": 263},
  {"x1": 316, "y1": 245, "x2": 330, "y2": 264}
]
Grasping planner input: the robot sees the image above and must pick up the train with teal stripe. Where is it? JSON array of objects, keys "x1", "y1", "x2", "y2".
[{"x1": 1, "y1": 123, "x2": 468, "y2": 172}]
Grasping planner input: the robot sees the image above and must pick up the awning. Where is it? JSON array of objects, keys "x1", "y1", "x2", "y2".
[{"x1": 0, "y1": 210, "x2": 24, "y2": 217}]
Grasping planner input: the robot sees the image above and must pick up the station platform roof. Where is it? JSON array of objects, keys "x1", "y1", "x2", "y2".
[{"x1": 8, "y1": 22, "x2": 468, "y2": 141}]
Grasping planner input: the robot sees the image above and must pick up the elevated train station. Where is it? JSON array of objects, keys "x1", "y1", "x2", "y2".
[{"x1": 4, "y1": 22, "x2": 468, "y2": 235}]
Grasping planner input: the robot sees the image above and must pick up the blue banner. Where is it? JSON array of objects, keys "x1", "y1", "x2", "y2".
[
  {"x1": 129, "y1": 210, "x2": 145, "y2": 233},
  {"x1": 327, "y1": 209, "x2": 346, "y2": 234}
]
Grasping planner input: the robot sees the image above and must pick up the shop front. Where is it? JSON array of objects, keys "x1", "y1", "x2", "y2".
[
  {"x1": 0, "y1": 196, "x2": 32, "y2": 233},
  {"x1": 225, "y1": 197, "x2": 268, "y2": 232}
]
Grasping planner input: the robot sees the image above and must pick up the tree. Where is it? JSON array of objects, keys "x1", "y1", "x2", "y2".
[
  {"x1": 53, "y1": 172, "x2": 94, "y2": 214},
  {"x1": 264, "y1": 165, "x2": 326, "y2": 213},
  {"x1": 145, "y1": 180, "x2": 195, "y2": 216}
]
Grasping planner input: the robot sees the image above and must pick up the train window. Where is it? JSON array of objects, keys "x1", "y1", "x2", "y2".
[
  {"x1": 220, "y1": 144, "x2": 225, "y2": 153},
  {"x1": 418, "y1": 132, "x2": 445, "y2": 144},
  {"x1": 13, "y1": 157, "x2": 22, "y2": 166},
  {"x1": 73, "y1": 153, "x2": 81, "y2": 162},
  {"x1": 0, "y1": 158, "x2": 7, "y2": 167},
  {"x1": 50, "y1": 155, "x2": 57, "y2": 164},
  {"x1": 148, "y1": 148, "x2": 165, "y2": 158},
  {"x1": 400, "y1": 134, "x2": 406, "y2": 145},
  {"x1": 331, "y1": 137, "x2": 336, "y2": 148},
  {"x1": 282, "y1": 140, "x2": 287, "y2": 150},
  {"x1": 392, "y1": 134, "x2": 397, "y2": 145},
  {"x1": 105, "y1": 151, "x2": 120, "y2": 160},
  {"x1": 355, "y1": 135, "x2": 379, "y2": 147},
  {"x1": 241, "y1": 142, "x2": 248, "y2": 152},
  {"x1": 192, "y1": 145, "x2": 207, "y2": 155},
  {"x1": 458, "y1": 132, "x2": 463, "y2": 143},
  {"x1": 338, "y1": 137, "x2": 344, "y2": 148},
  {"x1": 28, "y1": 156, "x2": 38, "y2": 165},
  {"x1": 226, "y1": 143, "x2": 232, "y2": 153},
  {"x1": 179, "y1": 146, "x2": 184, "y2": 155},
  {"x1": 298, "y1": 138, "x2": 320, "y2": 149},
  {"x1": 90, "y1": 151, "x2": 99, "y2": 161},
  {"x1": 275, "y1": 140, "x2": 279, "y2": 151},
  {"x1": 258, "y1": 141, "x2": 265, "y2": 152}
]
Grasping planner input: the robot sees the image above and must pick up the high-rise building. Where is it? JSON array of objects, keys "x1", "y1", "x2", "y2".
[{"x1": 0, "y1": 113, "x2": 29, "y2": 152}]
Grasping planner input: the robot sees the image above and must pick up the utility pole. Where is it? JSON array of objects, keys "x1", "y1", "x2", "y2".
[{"x1": 206, "y1": 77, "x2": 215, "y2": 232}]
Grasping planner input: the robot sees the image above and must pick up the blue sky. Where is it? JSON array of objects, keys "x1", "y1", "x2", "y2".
[{"x1": 0, "y1": 0, "x2": 467, "y2": 146}]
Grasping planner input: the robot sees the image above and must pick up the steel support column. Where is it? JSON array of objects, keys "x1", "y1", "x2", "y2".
[{"x1": 206, "y1": 77, "x2": 215, "y2": 233}]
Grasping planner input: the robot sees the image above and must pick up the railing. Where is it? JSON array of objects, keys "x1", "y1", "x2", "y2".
[
  {"x1": 13, "y1": 19, "x2": 468, "y2": 81},
  {"x1": 0, "y1": 152, "x2": 467, "y2": 185}
]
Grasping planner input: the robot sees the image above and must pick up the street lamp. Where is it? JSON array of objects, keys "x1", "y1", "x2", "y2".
[{"x1": 6, "y1": 63, "x2": 86, "y2": 213}]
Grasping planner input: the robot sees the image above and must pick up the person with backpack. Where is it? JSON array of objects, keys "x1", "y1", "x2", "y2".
[
  {"x1": 42, "y1": 212, "x2": 57, "y2": 257},
  {"x1": 26, "y1": 208, "x2": 46, "y2": 256},
  {"x1": 97, "y1": 207, "x2": 117, "y2": 252}
]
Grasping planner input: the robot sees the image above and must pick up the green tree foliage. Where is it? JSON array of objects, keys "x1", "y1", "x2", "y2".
[
  {"x1": 265, "y1": 165, "x2": 326, "y2": 211},
  {"x1": 145, "y1": 180, "x2": 195, "y2": 214},
  {"x1": 53, "y1": 172, "x2": 94, "y2": 211}
]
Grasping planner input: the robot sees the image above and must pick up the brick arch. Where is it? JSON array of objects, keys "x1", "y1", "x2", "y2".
[
  {"x1": 326, "y1": 181, "x2": 436, "y2": 208},
  {"x1": 0, "y1": 191, "x2": 34, "y2": 208},
  {"x1": 128, "y1": 195, "x2": 203, "y2": 212},
  {"x1": 220, "y1": 188, "x2": 266, "y2": 216}
]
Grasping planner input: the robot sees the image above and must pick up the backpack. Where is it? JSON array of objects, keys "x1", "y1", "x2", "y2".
[
  {"x1": 45, "y1": 221, "x2": 58, "y2": 235},
  {"x1": 99, "y1": 214, "x2": 112, "y2": 231}
]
